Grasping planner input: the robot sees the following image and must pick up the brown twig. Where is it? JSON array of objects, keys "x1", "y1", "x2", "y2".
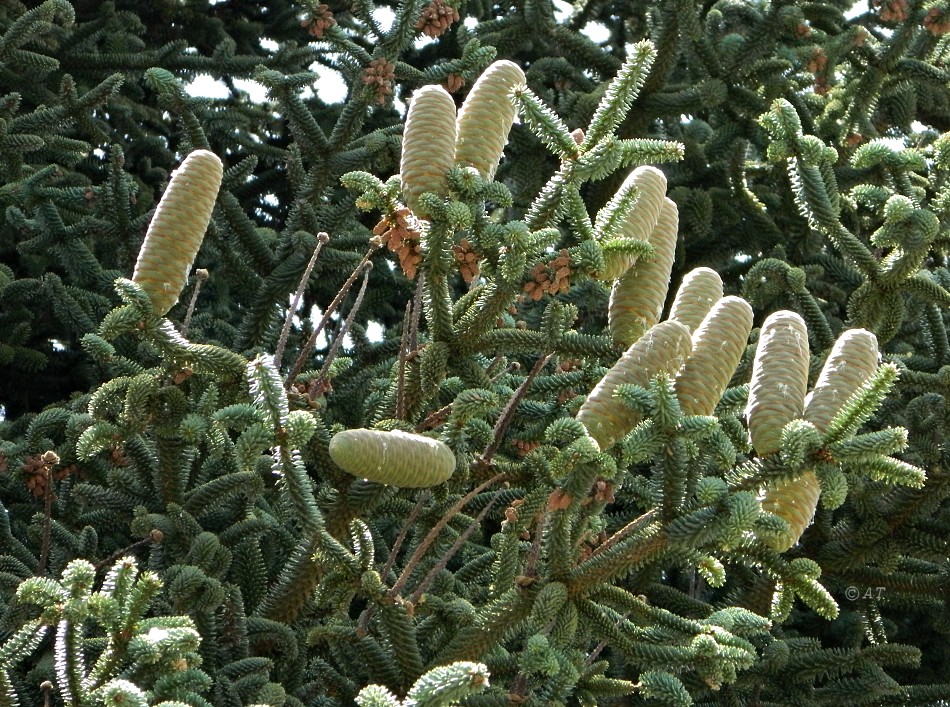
[
  {"x1": 36, "y1": 465, "x2": 53, "y2": 577},
  {"x1": 181, "y1": 268, "x2": 209, "y2": 337},
  {"x1": 390, "y1": 473, "x2": 506, "y2": 599},
  {"x1": 586, "y1": 509, "x2": 656, "y2": 561},
  {"x1": 408, "y1": 488, "x2": 506, "y2": 604},
  {"x1": 415, "y1": 402, "x2": 453, "y2": 432},
  {"x1": 479, "y1": 353, "x2": 552, "y2": 467},
  {"x1": 409, "y1": 272, "x2": 425, "y2": 352},
  {"x1": 484, "y1": 353, "x2": 506, "y2": 379},
  {"x1": 381, "y1": 492, "x2": 430, "y2": 586},
  {"x1": 313, "y1": 263, "x2": 372, "y2": 387},
  {"x1": 523, "y1": 511, "x2": 547, "y2": 580},
  {"x1": 584, "y1": 612, "x2": 628, "y2": 667},
  {"x1": 357, "y1": 492, "x2": 430, "y2": 636},
  {"x1": 396, "y1": 299, "x2": 412, "y2": 420},
  {"x1": 286, "y1": 249, "x2": 376, "y2": 388},
  {"x1": 275, "y1": 232, "x2": 330, "y2": 368},
  {"x1": 94, "y1": 530, "x2": 161, "y2": 574}
]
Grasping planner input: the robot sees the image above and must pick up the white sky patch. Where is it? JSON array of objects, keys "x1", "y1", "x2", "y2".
[
  {"x1": 50, "y1": 339, "x2": 66, "y2": 351},
  {"x1": 234, "y1": 78, "x2": 268, "y2": 102},
  {"x1": 184, "y1": 74, "x2": 230, "y2": 99},
  {"x1": 583, "y1": 21, "x2": 610, "y2": 44},
  {"x1": 260, "y1": 38, "x2": 279, "y2": 52},
  {"x1": 366, "y1": 321, "x2": 384, "y2": 342},
  {"x1": 553, "y1": 0, "x2": 571, "y2": 22},
  {"x1": 415, "y1": 33, "x2": 438, "y2": 49},
  {"x1": 374, "y1": 6, "x2": 395, "y2": 33},
  {"x1": 311, "y1": 62, "x2": 349, "y2": 103},
  {"x1": 463, "y1": 16, "x2": 478, "y2": 29}
]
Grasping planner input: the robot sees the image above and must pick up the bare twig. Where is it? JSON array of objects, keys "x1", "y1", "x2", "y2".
[
  {"x1": 286, "y1": 248, "x2": 376, "y2": 388},
  {"x1": 312, "y1": 263, "x2": 372, "y2": 386},
  {"x1": 484, "y1": 354, "x2": 506, "y2": 379},
  {"x1": 381, "y1": 493, "x2": 430, "y2": 586},
  {"x1": 490, "y1": 360, "x2": 521, "y2": 385},
  {"x1": 94, "y1": 530, "x2": 161, "y2": 574},
  {"x1": 523, "y1": 511, "x2": 547, "y2": 579},
  {"x1": 37, "y1": 466, "x2": 53, "y2": 577},
  {"x1": 480, "y1": 353, "x2": 552, "y2": 466},
  {"x1": 396, "y1": 300, "x2": 412, "y2": 420},
  {"x1": 357, "y1": 491, "x2": 430, "y2": 636},
  {"x1": 390, "y1": 473, "x2": 506, "y2": 599},
  {"x1": 415, "y1": 402, "x2": 453, "y2": 432},
  {"x1": 584, "y1": 612, "x2": 628, "y2": 667},
  {"x1": 181, "y1": 268, "x2": 209, "y2": 337},
  {"x1": 409, "y1": 272, "x2": 425, "y2": 352},
  {"x1": 586, "y1": 509, "x2": 656, "y2": 561},
  {"x1": 409, "y1": 488, "x2": 506, "y2": 604},
  {"x1": 275, "y1": 232, "x2": 330, "y2": 368}
]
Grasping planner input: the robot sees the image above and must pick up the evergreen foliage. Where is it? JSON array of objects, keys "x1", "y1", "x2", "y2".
[{"x1": 2, "y1": 0, "x2": 950, "y2": 705}]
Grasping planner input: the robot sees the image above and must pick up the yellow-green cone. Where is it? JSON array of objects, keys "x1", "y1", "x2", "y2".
[
  {"x1": 608, "y1": 197, "x2": 679, "y2": 347},
  {"x1": 761, "y1": 329, "x2": 879, "y2": 552},
  {"x1": 804, "y1": 329, "x2": 880, "y2": 434},
  {"x1": 132, "y1": 149, "x2": 223, "y2": 317},
  {"x1": 597, "y1": 165, "x2": 668, "y2": 281},
  {"x1": 329, "y1": 428, "x2": 456, "y2": 488},
  {"x1": 578, "y1": 320, "x2": 693, "y2": 450},
  {"x1": 745, "y1": 310, "x2": 809, "y2": 456},
  {"x1": 675, "y1": 295, "x2": 754, "y2": 416},
  {"x1": 668, "y1": 267, "x2": 724, "y2": 334},
  {"x1": 401, "y1": 84, "x2": 457, "y2": 219},
  {"x1": 455, "y1": 60, "x2": 525, "y2": 180}
]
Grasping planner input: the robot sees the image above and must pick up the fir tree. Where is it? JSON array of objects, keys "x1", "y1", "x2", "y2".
[{"x1": 2, "y1": 1, "x2": 950, "y2": 706}]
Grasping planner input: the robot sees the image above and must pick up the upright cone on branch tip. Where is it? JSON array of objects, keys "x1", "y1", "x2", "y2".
[
  {"x1": 745, "y1": 309, "x2": 811, "y2": 552},
  {"x1": 760, "y1": 473, "x2": 821, "y2": 552},
  {"x1": 760, "y1": 328, "x2": 881, "y2": 552},
  {"x1": 454, "y1": 60, "x2": 525, "y2": 181},
  {"x1": 668, "y1": 267, "x2": 724, "y2": 334},
  {"x1": 675, "y1": 295, "x2": 754, "y2": 417},
  {"x1": 577, "y1": 319, "x2": 693, "y2": 451},
  {"x1": 596, "y1": 165, "x2": 668, "y2": 281},
  {"x1": 804, "y1": 328, "x2": 880, "y2": 435},
  {"x1": 608, "y1": 197, "x2": 679, "y2": 347},
  {"x1": 745, "y1": 310, "x2": 809, "y2": 457},
  {"x1": 401, "y1": 84, "x2": 457, "y2": 219},
  {"x1": 132, "y1": 149, "x2": 223, "y2": 317}
]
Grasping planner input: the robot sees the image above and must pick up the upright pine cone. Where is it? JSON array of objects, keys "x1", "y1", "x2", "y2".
[
  {"x1": 132, "y1": 150, "x2": 223, "y2": 317},
  {"x1": 577, "y1": 320, "x2": 693, "y2": 450},
  {"x1": 608, "y1": 197, "x2": 679, "y2": 347},
  {"x1": 454, "y1": 60, "x2": 525, "y2": 181},
  {"x1": 759, "y1": 329, "x2": 881, "y2": 551},
  {"x1": 596, "y1": 165, "x2": 668, "y2": 281},
  {"x1": 745, "y1": 311, "x2": 810, "y2": 456},
  {"x1": 675, "y1": 296, "x2": 754, "y2": 417},
  {"x1": 668, "y1": 267, "x2": 724, "y2": 334},
  {"x1": 745, "y1": 310, "x2": 812, "y2": 551},
  {"x1": 401, "y1": 84, "x2": 457, "y2": 219},
  {"x1": 804, "y1": 329, "x2": 880, "y2": 434}
]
